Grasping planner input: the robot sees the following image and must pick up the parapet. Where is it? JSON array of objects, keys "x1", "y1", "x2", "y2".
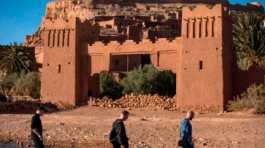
[
  {"x1": 182, "y1": 4, "x2": 223, "y2": 18},
  {"x1": 42, "y1": 17, "x2": 91, "y2": 30},
  {"x1": 181, "y1": 3, "x2": 224, "y2": 39},
  {"x1": 88, "y1": 38, "x2": 181, "y2": 48},
  {"x1": 42, "y1": 17, "x2": 78, "y2": 30}
]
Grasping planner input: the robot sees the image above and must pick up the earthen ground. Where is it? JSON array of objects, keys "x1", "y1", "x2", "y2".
[{"x1": 0, "y1": 106, "x2": 264, "y2": 148}]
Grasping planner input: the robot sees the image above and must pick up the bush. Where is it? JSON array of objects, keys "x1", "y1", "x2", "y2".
[
  {"x1": 121, "y1": 65, "x2": 176, "y2": 96},
  {"x1": 0, "y1": 73, "x2": 19, "y2": 96},
  {"x1": 121, "y1": 65, "x2": 157, "y2": 95},
  {"x1": 227, "y1": 84, "x2": 265, "y2": 114},
  {"x1": 99, "y1": 65, "x2": 176, "y2": 99},
  {"x1": 14, "y1": 72, "x2": 41, "y2": 99},
  {"x1": 0, "y1": 72, "x2": 41, "y2": 99},
  {"x1": 99, "y1": 71, "x2": 123, "y2": 100},
  {"x1": 153, "y1": 70, "x2": 176, "y2": 96}
]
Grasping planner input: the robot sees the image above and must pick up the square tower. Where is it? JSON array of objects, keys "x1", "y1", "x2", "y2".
[
  {"x1": 177, "y1": 4, "x2": 233, "y2": 111},
  {"x1": 41, "y1": 18, "x2": 82, "y2": 105}
]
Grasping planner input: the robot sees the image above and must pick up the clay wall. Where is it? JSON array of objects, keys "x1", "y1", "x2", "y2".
[
  {"x1": 87, "y1": 38, "x2": 182, "y2": 75},
  {"x1": 35, "y1": 47, "x2": 44, "y2": 65},
  {"x1": 177, "y1": 4, "x2": 231, "y2": 111},
  {"x1": 39, "y1": 2, "x2": 264, "y2": 110},
  {"x1": 41, "y1": 18, "x2": 86, "y2": 105}
]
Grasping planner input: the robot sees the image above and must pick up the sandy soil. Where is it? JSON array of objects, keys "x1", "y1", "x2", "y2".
[{"x1": 0, "y1": 106, "x2": 265, "y2": 148}]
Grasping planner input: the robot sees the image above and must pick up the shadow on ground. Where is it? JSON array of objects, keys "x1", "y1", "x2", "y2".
[{"x1": 0, "y1": 101, "x2": 59, "y2": 114}]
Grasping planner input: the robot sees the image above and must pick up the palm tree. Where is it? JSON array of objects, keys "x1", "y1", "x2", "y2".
[
  {"x1": 233, "y1": 13, "x2": 265, "y2": 70},
  {"x1": 0, "y1": 43, "x2": 37, "y2": 75}
]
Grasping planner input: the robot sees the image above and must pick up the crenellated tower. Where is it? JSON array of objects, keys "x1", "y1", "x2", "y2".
[
  {"x1": 41, "y1": 17, "x2": 91, "y2": 105},
  {"x1": 176, "y1": 3, "x2": 233, "y2": 111}
]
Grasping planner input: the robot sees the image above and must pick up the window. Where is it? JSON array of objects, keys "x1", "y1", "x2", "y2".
[
  {"x1": 57, "y1": 30, "x2": 61, "y2": 47},
  {"x1": 146, "y1": 6, "x2": 150, "y2": 10},
  {"x1": 62, "y1": 30, "x2": 65, "y2": 47},
  {"x1": 186, "y1": 21, "x2": 189, "y2": 38},
  {"x1": 106, "y1": 24, "x2": 112, "y2": 28},
  {"x1": 205, "y1": 19, "x2": 208, "y2": 37},
  {"x1": 58, "y1": 64, "x2": 61, "y2": 73},
  {"x1": 157, "y1": 52, "x2": 160, "y2": 67},
  {"x1": 193, "y1": 20, "x2": 196, "y2": 38},
  {"x1": 211, "y1": 18, "x2": 215, "y2": 37},
  {"x1": 199, "y1": 61, "x2": 203, "y2": 70},
  {"x1": 199, "y1": 20, "x2": 202, "y2": 38},
  {"x1": 48, "y1": 30, "x2": 51, "y2": 47},
  {"x1": 67, "y1": 30, "x2": 70, "y2": 47},
  {"x1": 52, "y1": 30, "x2": 56, "y2": 47}
]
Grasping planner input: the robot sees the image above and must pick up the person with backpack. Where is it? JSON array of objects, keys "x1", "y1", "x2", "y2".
[
  {"x1": 109, "y1": 110, "x2": 130, "y2": 148},
  {"x1": 178, "y1": 111, "x2": 195, "y2": 148}
]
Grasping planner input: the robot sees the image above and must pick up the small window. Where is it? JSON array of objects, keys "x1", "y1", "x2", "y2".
[
  {"x1": 52, "y1": 30, "x2": 56, "y2": 47},
  {"x1": 57, "y1": 30, "x2": 61, "y2": 47},
  {"x1": 146, "y1": 6, "x2": 150, "y2": 10},
  {"x1": 58, "y1": 64, "x2": 61, "y2": 73},
  {"x1": 186, "y1": 21, "x2": 189, "y2": 38},
  {"x1": 47, "y1": 63, "x2": 50, "y2": 66},
  {"x1": 106, "y1": 24, "x2": 112, "y2": 28},
  {"x1": 199, "y1": 61, "x2": 203, "y2": 70},
  {"x1": 205, "y1": 19, "x2": 208, "y2": 37},
  {"x1": 192, "y1": 21, "x2": 196, "y2": 38},
  {"x1": 199, "y1": 20, "x2": 202, "y2": 38},
  {"x1": 48, "y1": 30, "x2": 51, "y2": 47},
  {"x1": 211, "y1": 18, "x2": 215, "y2": 37},
  {"x1": 157, "y1": 52, "x2": 160, "y2": 67}
]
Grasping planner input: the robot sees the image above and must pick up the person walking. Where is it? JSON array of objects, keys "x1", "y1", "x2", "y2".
[
  {"x1": 109, "y1": 110, "x2": 130, "y2": 148},
  {"x1": 31, "y1": 107, "x2": 45, "y2": 148},
  {"x1": 178, "y1": 111, "x2": 195, "y2": 148}
]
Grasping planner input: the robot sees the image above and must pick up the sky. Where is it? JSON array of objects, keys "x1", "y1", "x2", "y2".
[{"x1": 0, "y1": 0, "x2": 264, "y2": 45}]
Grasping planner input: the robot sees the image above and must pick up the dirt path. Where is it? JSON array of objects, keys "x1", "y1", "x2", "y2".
[{"x1": 0, "y1": 106, "x2": 264, "y2": 148}]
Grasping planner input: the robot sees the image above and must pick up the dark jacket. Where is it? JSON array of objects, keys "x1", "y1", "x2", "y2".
[
  {"x1": 109, "y1": 119, "x2": 129, "y2": 146},
  {"x1": 31, "y1": 114, "x2": 43, "y2": 136}
]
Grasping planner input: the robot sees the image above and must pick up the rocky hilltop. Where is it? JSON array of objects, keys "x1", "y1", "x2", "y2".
[
  {"x1": 25, "y1": 0, "x2": 263, "y2": 47},
  {"x1": 43, "y1": 0, "x2": 224, "y2": 22}
]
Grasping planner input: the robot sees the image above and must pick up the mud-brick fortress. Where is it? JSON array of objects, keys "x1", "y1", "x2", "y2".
[{"x1": 25, "y1": 0, "x2": 264, "y2": 111}]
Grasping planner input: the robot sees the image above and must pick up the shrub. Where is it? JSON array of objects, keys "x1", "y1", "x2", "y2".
[
  {"x1": 153, "y1": 70, "x2": 176, "y2": 96},
  {"x1": 99, "y1": 71, "x2": 123, "y2": 100},
  {"x1": 121, "y1": 65, "x2": 158, "y2": 95},
  {"x1": 14, "y1": 72, "x2": 41, "y2": 99},
  {"x1": 227, "y1": 84, "x2": 265, "y2": 114},
  {"x1": 0, "y1": 73, "x2": 19, "y2": 96},
  {"x1": 121, "y1": 65, "x2": 176, "y2": 96}
]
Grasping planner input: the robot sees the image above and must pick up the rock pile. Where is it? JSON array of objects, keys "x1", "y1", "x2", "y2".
[{"x1": 88, "y1": 94, "x2": 177, "y2": 111}]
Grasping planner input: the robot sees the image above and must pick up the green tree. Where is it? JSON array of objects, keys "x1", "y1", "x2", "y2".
[
  {"x1": 0, "y1": 44, "x2": 37, "y2": 75},
  {"x1": 233, "y1": 13, "x2": 265, "y2": 70}
]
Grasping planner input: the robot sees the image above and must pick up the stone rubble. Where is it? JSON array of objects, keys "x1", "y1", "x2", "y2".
[{"x1": 88, "y1": 94, "x2": 178, "y2": 111}]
